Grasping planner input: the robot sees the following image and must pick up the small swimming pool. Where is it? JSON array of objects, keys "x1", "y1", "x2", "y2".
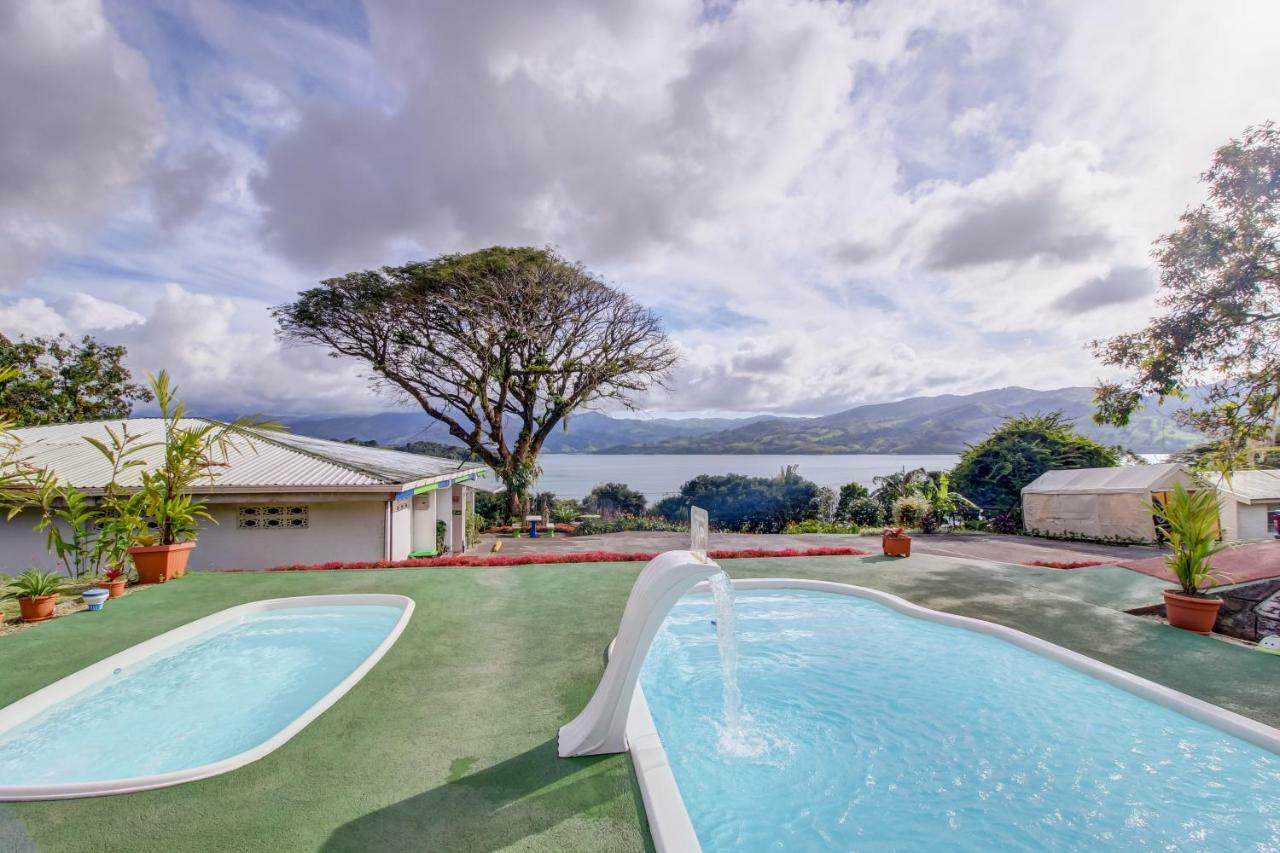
[
  {"x1": 638, "y1": 586, "x2": 1280, "y2": 850},
  {"x1": 0, "y1": 595, "x2": 412, "y2": 800}
]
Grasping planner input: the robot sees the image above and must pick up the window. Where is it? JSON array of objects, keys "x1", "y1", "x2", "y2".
[{"x1": 238, "y1": 505, "x2": 309, "y2": 530}]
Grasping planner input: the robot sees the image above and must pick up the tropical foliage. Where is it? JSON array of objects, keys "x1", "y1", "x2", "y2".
[
  {"x1": 0, "y1": 334, "x2": 151, "y2": 427},
  {"x1": 950, "y1": 412, "x2": 1121, "y2": 520},
  {"x1": 1149, "y1": 483, "x2": 1228, "y2": 596}
]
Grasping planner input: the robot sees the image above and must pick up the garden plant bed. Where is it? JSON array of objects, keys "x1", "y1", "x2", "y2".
[
  {"x1": 232, "y1": 546, "x2": 869, "y2": 573},
  {"x1": 0, "y1": 581, "x2": 144, "y2": 637},
  {"x1": 1021, "y1": 560, "x2": 1111, "y2": 570}
]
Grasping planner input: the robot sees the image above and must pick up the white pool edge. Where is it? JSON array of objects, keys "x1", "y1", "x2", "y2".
[
  {"x1": 0, "y1": 593, "x2": 414, "y2": 801},
  {"x1": 623, "y1": 577, "x2": 1280, "y2": 853}
]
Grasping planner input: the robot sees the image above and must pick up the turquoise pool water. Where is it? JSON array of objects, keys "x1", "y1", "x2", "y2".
[
  {"x1": 0, "y1": 604, "x2": 402, "y2": 787},
  {"x1": 639, "y1": 590, "x2": 1280, "y2": 850}
]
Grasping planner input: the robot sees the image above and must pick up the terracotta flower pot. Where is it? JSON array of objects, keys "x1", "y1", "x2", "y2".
[
  {"x1": 102, "y1": 579, "x2": 127, "y2": 599},
  {"x1": 1163, "y1": 590, "x2": 1222, "y2": 634},
  {"x1": 17, "y1": 594, "x2": 58, "y2": 623},
  {"x1": 129, "y1": 542, "x2": 196, "y2": 584},
  {"x1": 883, "y1": 535, "x2": 912, "y2": 558}
]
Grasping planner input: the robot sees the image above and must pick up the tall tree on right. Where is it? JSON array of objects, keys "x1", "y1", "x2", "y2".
[{"x1": 1093, "y1": 122, "x2": 1280, "y2": 464}]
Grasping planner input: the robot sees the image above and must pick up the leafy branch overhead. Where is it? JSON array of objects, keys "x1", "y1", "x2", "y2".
[
  {"x1": 1094, "y1": 122, "x2": 1280, "y2": 456},
  {"x1": 274, "y1": 246, "x2": 680, "y2": 512}
]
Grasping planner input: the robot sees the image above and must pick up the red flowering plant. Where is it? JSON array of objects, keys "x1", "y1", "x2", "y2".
[
  {"x1": 882, "y1": 527, "x2": 908, "y2": 538},
  {"x1": 104, "y1": 567, "x2": 128, "y2": 583}
]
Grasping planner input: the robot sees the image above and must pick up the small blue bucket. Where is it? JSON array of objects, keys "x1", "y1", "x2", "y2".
[{"x1": 82, "y1": 588, "x2": 110, "y2": 612}]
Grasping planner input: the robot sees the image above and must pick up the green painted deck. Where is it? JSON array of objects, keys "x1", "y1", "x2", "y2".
[{"x1": 0, "y1": 554, "x2": 1275, "y2": 852}]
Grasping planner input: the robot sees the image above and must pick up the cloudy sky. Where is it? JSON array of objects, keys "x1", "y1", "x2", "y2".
[{"x1": 1, "y1": 0, "x2": 1278, "y2": 418}]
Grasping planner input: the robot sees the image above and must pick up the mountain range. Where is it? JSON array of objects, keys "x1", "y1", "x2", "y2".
[{"x1": 274, "y1": 386, "x2": 1200, "y2": 455}]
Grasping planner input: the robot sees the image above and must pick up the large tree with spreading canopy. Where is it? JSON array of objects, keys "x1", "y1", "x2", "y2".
[
  {"x1": 1093, "y1": 122, "x2": 1280, "y2": 466},
  {"x1": 274, "y1": 246, "x2": 679, "y2": 515}
]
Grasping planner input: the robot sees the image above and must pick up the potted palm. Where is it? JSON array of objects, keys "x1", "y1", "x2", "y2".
[
  {"x1": 882, "y1": 526, "x2": 912, "y2": 557},
  {"x1": 1150, "y1": 482, "x2": 1227, "y2": 634},
  {"x1": 127, "y1": 371, "x2": 272, "y2": 583},
  {"x1": 3, "y1": 570, "x2": 67, "y2": 623}
]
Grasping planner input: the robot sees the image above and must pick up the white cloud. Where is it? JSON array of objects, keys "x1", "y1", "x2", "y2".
[
  {"x1": 0, "y1": 298, "x2": 69, "y2": 338},
  {"x1": 0, "y1": 0, "x2": 164, "y2": 287},
  {"x1": 3, "y1": 0, "x2": 1279, "y2": 417}
]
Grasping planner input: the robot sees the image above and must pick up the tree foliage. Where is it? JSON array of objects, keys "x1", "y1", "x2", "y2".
[
  {"x1": 653, "y1": 466, "x2": 819, "y2": 533},
  {"x1": 274, "y1": 247, "x2": 678, "y2": 513},
  {"x1": 1094, "y1": 123, "x2": 1280, "y2": 461},
  {"x1": 0, "y1": 334, "x2": 151, "y2": 427},
  {"x1": 950, "y1": 412, "x2": 1121, "y2": 518},
  {"x1": 582, "y1": 481, "x2": 646, "y2": 516},
  {"x1": 835, "y1": 481, "x2": 869, "y2": 521}
]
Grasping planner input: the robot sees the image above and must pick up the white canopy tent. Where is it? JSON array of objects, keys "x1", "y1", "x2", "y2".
[{"x1": 1021, "y1": 463, "x2": 1194, "y2": 543}]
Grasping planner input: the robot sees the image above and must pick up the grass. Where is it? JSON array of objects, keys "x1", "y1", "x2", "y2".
[{"x1": 1, "y1": 553, "x2": 1277, "y2": 852}]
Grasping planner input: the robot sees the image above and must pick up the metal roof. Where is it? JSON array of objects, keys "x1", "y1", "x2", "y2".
[
  {"x1": 1211, "y1": 470, "x2": 1280, "y2": 505},
  {"x1": 1021, "y1": 463, "x2": 1191, "y2": 495},
  {"x1": 9, "y1": 418, "x2": 490, "y2": 494}
]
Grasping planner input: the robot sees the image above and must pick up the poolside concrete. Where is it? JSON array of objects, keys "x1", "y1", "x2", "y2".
[
  {"x1": 1120, "y1": 538, "x2": 1280, "y2": 587},
  {"x1": 476, "y1": 530, "x2": 1165, "y2": 567},
  {"x1": 1, "y1": 551, "x2": 1274, "y2": 852}
]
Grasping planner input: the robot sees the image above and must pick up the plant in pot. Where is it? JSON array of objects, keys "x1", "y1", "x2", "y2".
[
  {"x1": 1149, "y1": 482, "x2": 1227, "y2": 634},
  {"x1": 128, "y1": 371, "x2": 274, "y2": 583},
  {"x1": 882, "y1": 526, "x2": 912, "y2": 558},
  {"x1": 100, "y1": 566, "x2": 129, "y2": 599},
  {"x1": 2, "y1": 569, "x2": 67, "y2": 623}
]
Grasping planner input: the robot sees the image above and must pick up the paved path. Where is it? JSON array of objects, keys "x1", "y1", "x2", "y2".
[
  {"x1": 1120, "y1": 539, "x2": 1280, "y2": 587},
  {"x1": 476, "y1": 530, "x2": 1164, "y2": 567}
]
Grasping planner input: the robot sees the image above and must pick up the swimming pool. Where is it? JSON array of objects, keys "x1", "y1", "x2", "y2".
[
  {"x1": 637, "y1": 583, "x2": 1280, "y2": 850},
  {"x1": 0, "y1": 594, "x2": 413, "y2": 800}
]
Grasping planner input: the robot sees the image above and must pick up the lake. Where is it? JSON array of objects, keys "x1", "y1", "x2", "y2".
[{"x1": 534, "y1": 454, "x2": 961, "y2": 501}]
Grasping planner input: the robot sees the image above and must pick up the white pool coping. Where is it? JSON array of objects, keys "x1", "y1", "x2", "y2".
[
  {"x1": 0, "y1": 593, "x2": 414, "y2": 801},
  {"x1": 623, "y1": 577, "x2": 1280, "y2": 853}
]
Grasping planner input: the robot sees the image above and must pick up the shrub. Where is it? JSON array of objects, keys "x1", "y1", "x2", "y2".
[
  {"x1": 783, "y1": 519, "x2": 858, "y2": 534},
  {"x1": 845, "y1": 496, "x2": 883, "y2": 526},
  {"x1": 918, "y1": 509, "x2": 939, "y2": 534},
  {"x1": 550, "y1": 499, "x2": 581, "y2": 524},
  {"x1": 950, "y1": 412, "x2": 1121, "y2": 518},
  {"x1": 892, "y1": 495, "x2": 931, "y2": 528},
  {"x1": 582, "y1": 482, "x2": 647, "y2": 516},
  {"x1": 991, "y1": 513, "x2": 1020, "y2": 535},
  {"x1": 655, "y1": 466, "x2": 819, "y2": 533},
  {"x1": 573, "y1": 515, "x2": 685, "y2": 536},
  {"x1": 835, "y1": 482, "x2": 870, "y2": 521}
]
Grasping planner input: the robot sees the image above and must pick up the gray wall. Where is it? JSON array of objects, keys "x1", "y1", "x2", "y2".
[{"x1": 0, "y1": 498, "x2": 389, "y2": 574}]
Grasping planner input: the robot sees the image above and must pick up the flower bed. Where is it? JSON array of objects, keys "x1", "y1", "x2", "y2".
[
  {"x1": 1021, "y1": 560, "x2": 1110, "y2": 569},
  {"x1": 228, "y1": 546, "x2": 868, "y2": 573}
]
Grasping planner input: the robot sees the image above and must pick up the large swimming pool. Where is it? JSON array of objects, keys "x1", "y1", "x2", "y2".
[{"x1": 639, "y1": 588, "x2": 1280, "y2": 850}]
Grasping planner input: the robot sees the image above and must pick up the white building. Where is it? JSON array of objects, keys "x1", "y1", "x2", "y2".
[
  {"x1": 1, "y1": 419, "x2": 497, "y2": 572},
  {"x1": 1212, "y1": 470, "x2": 1280, "y2": 541}
]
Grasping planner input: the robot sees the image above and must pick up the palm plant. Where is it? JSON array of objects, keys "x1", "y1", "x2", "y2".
[
  {"x1": 137, "y1": 371, "x2": 276, "y2": 545},
  {"x1": 2, "y1": 569, "x2": 67, "y2": 600},
  {"x1": 1149, "y1": 482, "x2": 1227, "y2": 596},
  {"x1": 0, "y1": 366, "x2": 52, "y2": 518}
]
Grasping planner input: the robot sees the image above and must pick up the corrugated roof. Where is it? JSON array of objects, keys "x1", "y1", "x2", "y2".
[
  {"x1": 9, "y1": 418, "x2": 489, "y2": 493},
  {"x1": 1211, "y1": 470, "x2": 1280, "y2": 504},
  {"x1": 1021, "y1": 463, "x2": 1191, "y2": 495}
]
